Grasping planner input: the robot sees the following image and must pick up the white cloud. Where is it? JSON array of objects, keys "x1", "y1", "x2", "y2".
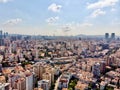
[
  {"x1": 79, "y1": 23, "x2": 93, "y2": 27},
  {"x1": 111, "y1": 8, "x2": 116, "y2": 12},
  {"x1": 87, "y1": 0, "x2": 119, "y2": 9},
  {"x1": 54, "y1": 22, "x2": 94, "y2": 36},
  {"x1": 90, "y1": 9, "x2": 106, "y2": 18},
  {"x1": 48, "y1": 3, "x2": 62, "y2": 12},
  {"x1": 62, "y1": 25, "x2": 72, "y2": 32},
  {"x1": 60, "y1": 22, "x2": 93, "y2": 33},
  {"x1": 112, "y1": 22, "x2": 120, "y2": 25},
  {"x1": 3, "y1": 18, "x2": 22, "y2": 26},
  {"x1": 111, "y1": 18, "x2": 120, "y2": 25},
  {"x1": 0, "y1": 0, "x2": 13, "y2": 3},
  {"x1": 46, "y1": 16, "x2": 59, "y2": 24}
]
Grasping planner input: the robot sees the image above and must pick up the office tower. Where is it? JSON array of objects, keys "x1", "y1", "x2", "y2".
[
  {"x1": 111, "y1": 33, "x2": 115, "y2": 40},
  {"x1": 105, "y1": 33, "x2": 109, "y2": 40},
  {"x1": 0, "y1": 39, "x2": 4, "y2": 46},
  {"x1": 3, "y1": 32, "x2": 6, "y2": 38},
  {"x1": 5, "y1": 32, "x2": 8, "y2": 37},
  {"x1": 3, "y1": 32, "x2": 8, "y2": 38},
  {"x1": 38, "y1": 80, "x2": 50, "y2": 90},
  {"x1": 0, "y1": 30, "x2": 4, "y2": 46},
  {"x1": 0, "y1": 30, "x2": 3, "y2": 39}
]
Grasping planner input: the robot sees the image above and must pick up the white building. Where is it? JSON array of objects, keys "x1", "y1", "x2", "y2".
[
  {"x1": 0, "y1": 83, "x2": 10, "y2": 90},
  {"x1": 38, "y1": 80, "x2": 50, "y2": 90},
  {"x1": 26, "y1": 72, "x2": 33, "y2": 90},
  {"x1": 58, "y1": 73, "x2": 71, "y2": 89}
]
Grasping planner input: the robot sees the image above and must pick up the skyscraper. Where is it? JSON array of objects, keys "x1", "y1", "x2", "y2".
[
  {"x1": 105, "y1": 33, "x2": 109, "y2": 40},
  {"x1": 3, "y1": 32, "x2": 8, "y2": 38},
  {"x1": 0, "y1": 30, "x2": 4, "y2": 46},
  {"x1": 0, "y1": 30, "x2": 2, "y2": 39},
  {"x1": 111, "y1": 33, "x2": 115, "y2": 40}
]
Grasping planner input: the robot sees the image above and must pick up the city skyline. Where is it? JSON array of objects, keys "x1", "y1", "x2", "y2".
[{"x1": 0, "y1": 0, "x2": 120, "y2": 35}]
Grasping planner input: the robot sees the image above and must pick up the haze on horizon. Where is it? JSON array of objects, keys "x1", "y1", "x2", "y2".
[{"x1": 0, "y1": 0, "x2": 120, "y2": 36}]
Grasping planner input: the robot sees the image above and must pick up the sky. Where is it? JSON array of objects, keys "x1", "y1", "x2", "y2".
[{"x1": 0, "y1": 0, "x2": 120, "y2": 36}]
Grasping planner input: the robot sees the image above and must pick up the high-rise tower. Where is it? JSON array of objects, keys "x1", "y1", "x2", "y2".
[
  {"x1": 105, "y1": 33, "x2": 109, "y2": 40},
  {"x1": 111, "y1": 33, "x2": 115, "y2": 40}
]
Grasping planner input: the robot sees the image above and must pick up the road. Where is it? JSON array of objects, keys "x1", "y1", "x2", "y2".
[{"x1": 54, "y1": 77, "x2": 60, "y2": 90}]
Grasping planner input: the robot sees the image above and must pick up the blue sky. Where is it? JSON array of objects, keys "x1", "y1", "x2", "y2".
[{"x1": 0, "y1": 0, "x2": 120, "y2": 35}]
